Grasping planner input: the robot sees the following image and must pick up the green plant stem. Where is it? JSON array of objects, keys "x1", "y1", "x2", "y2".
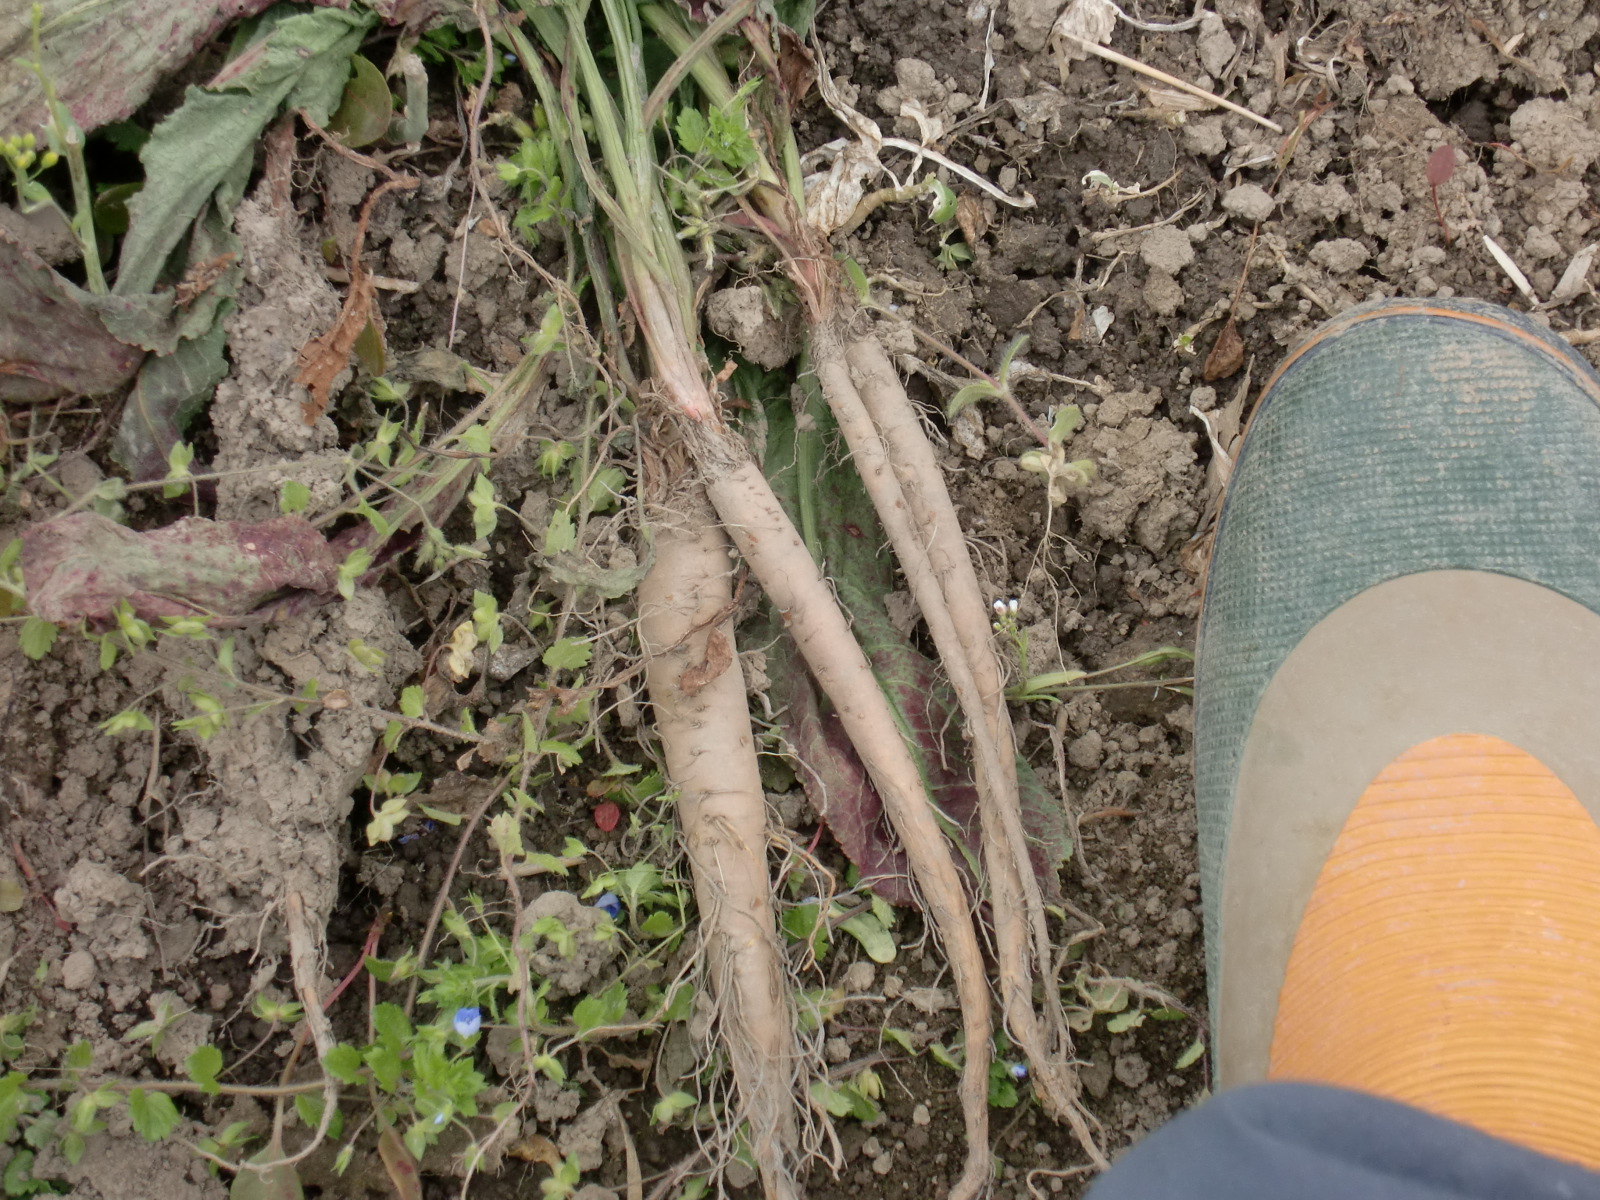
[
  {"x1": 640, "y1": 0, "x2": 756, "y2": 128},
  {"x1": 27, "y1": 7, "x2": 105, "y2": 294},
  {"x1": 23, "y1": 1074, "x2": 328, "y2": 1098}
]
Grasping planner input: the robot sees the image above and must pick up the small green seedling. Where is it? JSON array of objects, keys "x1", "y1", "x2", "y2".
[
  {"x1": 1016, "y1": 404, "x2": 1096, "y2": 507},
  {"x1": 999, "y1": 627, "x2": 1193, "y2": 706}
]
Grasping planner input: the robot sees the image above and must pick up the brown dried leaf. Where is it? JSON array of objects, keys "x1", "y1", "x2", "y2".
[
  {"x1": 295, "y1": 267, "x2": 375, "y2": 423},
  {"x1": 955, "y1": 193, "x2": 988, "y2": 250},
  {"x1": 294, "y1": 176, "x2": 416, "y2": 423},
  {"x1": 1203, "y1": 318, "x2": 1245, "y2": 381},
  {"x1": 173, "y1": 252, "x2": 238, "y2": 309},
  {"x1": 678, "y1": 627, "x2": 733, "y2": 696},
  {"x1": 507, "y1": 1133, "x2": 564, "y2": 1167},
  {"x1": 1138, "y1": 83, "x2": 1216, "y2": 114},
  {"x1": 774, "y1": 23, "x2": 817, "y2": 105},
  {"x1": 377, "y1": 1128, "x2": 423, "y2": 1200}
]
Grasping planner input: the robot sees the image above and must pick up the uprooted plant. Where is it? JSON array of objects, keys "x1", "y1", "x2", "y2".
[
  {"x1": 489, "y1": 1, "x2": 1108, "y2": 1193},
  {"x1": 638, "y1": 0, "x2": 1107, "y2": 1171}
]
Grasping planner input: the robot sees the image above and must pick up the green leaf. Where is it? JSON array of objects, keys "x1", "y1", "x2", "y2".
[
  {"x1": 651, "y1": 1091, "x2": 697, "y2": 1125},
  {"x1": 2, "y1": 1148, "x2": 43, "y2": 1195},
  {"x1": 772, "y1": 0, "x2": 818, "y2": 32},
  {"x1": 539, "y1": 739, "x2": 583, "y2": 769},
  {"x1": 1174, "y1": 1039, "x2": 1205, "y2": 1070},
  {"x1": 324, "y1": 55, "x2": 390, "y2": 149},
  {"x1": 128, "y1": 1087, "x2": 181, "y2": 1141},
  {"x1": 347, "y1": 638, "x2": 386, "y2": 670},
  {"x1": 321, "y1": 1043, "x2": 364, "y2": 1085},
  {"x1": 18, "y1": 617, "x2": 57, "y2": 661},
  {"x1": 638, "y1": 910, "x2": 676, "y2": 938},
  {"x1": 64, "y1": 1042, "x2": 93, "y2": 1074},
  {"x1": 839, "y1": 256, "x2": 870, "y2": 303},
  {"x1": 882, "y1": 1028, "x2": 915, "y2": 1053},
  {"x1": 113, "y1": 305, "x2": 231, "y2": 482},
  {"x1": 585, "y1": 466, "x2": 628, "y2": 513},
  {"x1": 1105, "y1": 1009, "x2": 1145, "y2": 1034},
  {"x1": 469, "y1": 472, "x2": 498, "y2": 540},
  {"x1": 336, "y1": 548, "x2": 372, "y2": 600},
  {"x1": 542, "y1": 638, "x2": 592, "y2": 672},
  {"x1": 399, "y1": 685, "x2": 425, "y2": 718},
  {"x1": 528, "y1": 303, "x2": 565, "y2": 355},
  {"x1": 99, "y1": 708, "x2": 154, "y2": 736},
  {"x1": 279, "y1": 479, "x2": 311, "y2": 514},
  {"x1": 544, "y1": 507, "x2": 576, "y2": 556},
  {"x1": 929, "y1": 178, "x2": 958, "y2": 223},
  {"x1": 59, "y1": 1130, "x2": 85, "y2": 1168},
  {"x1": 162, "y1": 440, "x2": 197, "y2": 498},
  {"x1": 365, "y1": 1044, "x2": 403, "y2": 1094},
  {"x1": 186, "y1": 1045, "x2": 224, "y2": 1095},
  {"x1": 456, "y1": 424, "x2": 491, "y2": 456},
  {"x1": 372, "y1": 1002, "x2": 412, "y2": 1051},
  {"x1": 994, "y1": 334, "x2": 1029, "y2": 386},
  {"x1": 116, "y1": 7, "x2": 375, "y2": 300},
  {"x1": 837, "y1": 911, "x2": 897, "y2": 964},
  {"x1": 230, "y1": 1148, "x2": 305, "y2": 1200},
  {"x1": 986, "y1": 1062, "x2": 1019, "y2": 1109},
  {"x1": 1047, "y1": 404, "x2": 1083, "y2": 447},
  {"x1": 674, "y1": 107, "x2": 710, "y2": 155},
  {"x1": 1076, "y1": 975, "x2": 1129, "y2": 1013},
  {"x1": 572, "y1": 979, "x2": 628, "y2": 1036},
  {"x1": 532, "y1": 1054, "x2": 565, "y2": 1084},
  {"x1": 807, "y1": 1080, "x2": 864, "y2": 1119},
  {"x1": 538, "y1": 439, "x2": 576, "y2": 479},
  {"x1": 290, "y1": 1094, "x2": 343, "y2": 1140},
  {"x1": 945, "y1": 380, "x2": 998, "y2": 421}
]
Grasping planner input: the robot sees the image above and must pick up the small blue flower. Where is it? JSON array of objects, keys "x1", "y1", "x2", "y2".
[
  {"x1": 593, "y1": 892, "x2": 622, "y2": 920},
  {"x1": 453, "y1": 1006, "x2": 482, "y2": 1037},
  {"x1": 1008, "y1": 1062, "x2": 1028, "y2": 1081}
]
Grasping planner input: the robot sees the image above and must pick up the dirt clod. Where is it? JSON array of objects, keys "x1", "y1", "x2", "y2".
[
  {"x1": 1139, "y1": 226, "x2": 1195, "y2": 274},
  {"x1": 1221, "y1": 183, "x2": 1275, "y2": 223}
]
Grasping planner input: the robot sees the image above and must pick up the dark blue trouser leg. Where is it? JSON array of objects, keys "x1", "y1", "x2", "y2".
[{"x1": 1087, "y1": 1083, "x2": 1600, "y2": 1200}]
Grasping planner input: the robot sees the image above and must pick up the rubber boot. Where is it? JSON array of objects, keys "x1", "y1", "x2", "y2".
[{"x1": 1197, "y1": 298, "x2": 1600, "y2": 1168}]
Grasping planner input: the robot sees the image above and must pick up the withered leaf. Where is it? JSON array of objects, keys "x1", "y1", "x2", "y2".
[
  {"x1": 173, "y1": 252, "x2": 238, "y2": 309},
  {"x1": 377, "y1": 1127, "x2": 422, "y2": 1200},
  {"x1": 295, "y1": 266, "x2": 376, "y2": 423},
  {"x1": 678, "y1": 627, "x2": 733, "y2": 696},
  {"x1": 1203, "y1": 318, "x2": 1245, "y2": 381},
  {"x1": 294, "y1": 176, "x2": 416, "y2": 423},
  {"x1": 774, "y1": 23, "x2": 817, "y2": 105},
  {"x1": 955, "y1": 194, "x2": 988, "y2": 250}
]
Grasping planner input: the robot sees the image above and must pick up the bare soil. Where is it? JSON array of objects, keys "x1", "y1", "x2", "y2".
[{"x1": 2, "y1": 0, "x2": 1598, "y2": 1197}]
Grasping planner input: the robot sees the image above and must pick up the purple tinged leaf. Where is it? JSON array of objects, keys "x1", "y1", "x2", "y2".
[
  {"x1": 758, "y1": 381, "x2": 1069, "y2": 908},
  {"x1": 1427, "y1": 144, "x2": 1456, "y2": 188},
  {"x1": 22, "y1": 513, "x2": 341, "y2": 624},
  {"x1": 0, "y1": 236, "x2": 144, "y2": 403}
]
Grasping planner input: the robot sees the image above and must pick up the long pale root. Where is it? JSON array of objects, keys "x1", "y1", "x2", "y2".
[
  {"x1": 830, "y1": 326, "x2": 1105, "y2": 1164},
  {"x1": 638, "y1": 483, "x2": 800, "y2": 1200},
  {"x1": 687, "y1": 421, "x2": 994, "y2": 1200}
]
